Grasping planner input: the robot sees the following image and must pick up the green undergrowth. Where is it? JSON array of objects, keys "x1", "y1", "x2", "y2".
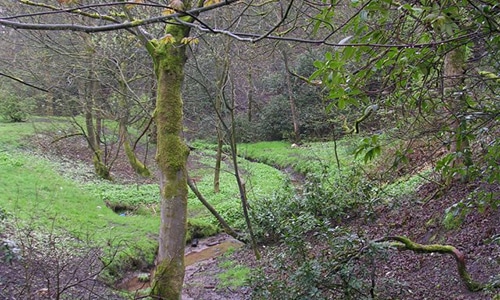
[
  {"x1": 217, "y1": 260, "x2": 251, "y2": 289},
  {"x1": 217, "y1": 249, "x2": 251, "y2": 289},
  {"x1": 237, "y1": 139, "x2": 361, "y2": 174},
  {"x1": 187, "y1": 149, "x2": 285, "y2": 231},
  {"x1": 0, "y1": 151, "x2": 158, "y2": 277},
  {"x1": 1, "y1": 119, "x2": 286, "y2": 281},
  {"x1": 0, "y1": 117, "x2": 58, "y2": 149}
]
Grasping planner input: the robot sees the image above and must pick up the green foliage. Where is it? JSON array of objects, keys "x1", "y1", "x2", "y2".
[
  {"x1": 310, "y1": 0, "x2": 500, "y2": 234},
  {"x1": 255, "y1": 95, "x2": 293, "y2": 141},
  {"x1": 0, "y1": 152, "x2": 159, "y2": 277},
  {"x1": 217, "y1": 260, "x2": 251, "y2": 289},
  {"x1": 353, "y1": 135, "x2": 381, "y2": 163},
  {"x1": 0, "y1": 90, "x2": 33, "y2": 122},
  {"x1": 0, "y1": 152, "x2": 24, "y2": 167},
  {"x1": 251, "y1": 165, "x2": 380, "y2": 243},
  {"x1": 233, "y1": 115, "x2": 260, "y2": 143},
  {"x1": 443, "y1": 190, "x2": 499, "y2": 230},
  {"x1": 239, "y1": 139, "x2": 360, "y2": 175},
  {"x1": 187, "y1": 219, "x2": 219, "y2": 242},
  {"x1": 137, "y1": 272, "x2": 150, "y2": 282},
  {"x1": 251, "y1": 227, "x2": 384, "y2": 300},
  {"x1": 85, "y1": 182, "x2": 160, "y2": 208}
]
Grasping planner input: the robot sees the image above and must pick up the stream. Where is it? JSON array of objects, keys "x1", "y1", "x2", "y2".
[{"x1": 116, "y1": 233, "x2": 244, "y2": 292}]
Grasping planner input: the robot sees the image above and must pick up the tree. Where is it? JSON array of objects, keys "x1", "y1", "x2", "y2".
[
  {"x1": 1, "y1": 1, "x2": 247, "y2": 299},
  {"x1": 311, "y1": 1, "x2": 499, "y2": 176},
  {"x1": 5, "y1": 1, "x2": 497, "y2": 298}
]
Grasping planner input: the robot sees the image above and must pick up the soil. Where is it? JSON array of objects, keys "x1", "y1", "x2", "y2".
[{"x1": 1, "y1": 131, "x2": 498, "y2": 299}]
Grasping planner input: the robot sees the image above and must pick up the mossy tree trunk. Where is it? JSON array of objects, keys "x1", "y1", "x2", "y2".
[
  {"x1": 146, "y1": 19, "x2": 192, "y2": 300},
  {"x1": 80, "y1": 34, "x2": 112, "y2": 180},
  {"x1": 117, "y1": 76, "x2": 151, "y2": 177},
  {"x1": 83, "y1": 76, "x2": 112, "y2": 181},
  {"x1": 376, "y1": 236, "x2": 487, "y2": 292}
]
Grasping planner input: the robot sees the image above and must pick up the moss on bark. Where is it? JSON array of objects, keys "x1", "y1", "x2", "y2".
[{"x1": 149, "y1": 19, "x2": 191, "y2": 300}]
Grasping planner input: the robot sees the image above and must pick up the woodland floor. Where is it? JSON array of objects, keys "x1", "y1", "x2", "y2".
[{"x1": 1, "y1": 132, "x2": 499, "y2": 299}]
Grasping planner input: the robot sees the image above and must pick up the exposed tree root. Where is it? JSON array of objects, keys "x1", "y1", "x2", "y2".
[{"x1": 375, "y1": 236, "x2": 490, "y2": 292}]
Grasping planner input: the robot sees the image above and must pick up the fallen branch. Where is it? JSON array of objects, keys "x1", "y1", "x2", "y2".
[
  {"x1": 50, "y1": 132, "x2": 85, "y2": 144},
  {"x1": 375, "y1": 236, "x2": 488, "y2": 292},
  {"x1": 187, "y1": 174, "x2": 243, "y2": 242}
]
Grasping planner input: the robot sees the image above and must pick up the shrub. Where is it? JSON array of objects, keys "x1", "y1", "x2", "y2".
[
  {"x1": 250, "y1": 227, "x2": 388, "y2": 300},
  {"x1": 254, "y1": 96, "x2": 293, "y2": 141},
  {"x1": 0, "y1": 91, "x2": 32, "y2": 122},
  {"x1": 251, "y1": 166, "x2": 380, "y2": 243}
]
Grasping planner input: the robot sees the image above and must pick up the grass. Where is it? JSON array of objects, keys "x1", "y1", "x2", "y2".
[
  {"x1": 217, "y1": 259, "x2": 251, "y2": 288},
  {"x1": 0, "y1": 150, "x2": 158, "y2": 265},
  {"x1": 0, "y1": 118, "x2": 286, "y2": 278},
  {"x1": 238, "y1": 139, "x2": 362, "y2": 174}
]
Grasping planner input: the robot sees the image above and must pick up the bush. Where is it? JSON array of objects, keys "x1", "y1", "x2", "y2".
[
  {"x1": 251, "y1": 166, "x2": 380, "y2": 243},
  {"x1": 0, "y1": 91, "x2": 32, "y2": 122},
  {"x1": 250, "y1": 227, "x2": 388, "y2": 300}
]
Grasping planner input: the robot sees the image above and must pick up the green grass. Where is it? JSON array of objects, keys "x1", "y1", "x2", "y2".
[
  {"x1": 0, "y1": 118, "x2": 286, "y2": 278},
  {"x1": 238, "y1": 139, "x2": 362, "y2": 174},
  {"x1": 217, "y1": 259, "x2": 251, "y2": 288},
  {"x1": 0, "y1": 119, "x2": 42, "y2": 149},
  {"x1": 0, "y1": 151, "x2": 158, "y2": 262}
]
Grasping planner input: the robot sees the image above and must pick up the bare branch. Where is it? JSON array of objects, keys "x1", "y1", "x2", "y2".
[
  {"x1": 0, "y1": 71, "x2": 49, "y2": 92},
  {"x1": 0, "y1": 0, "x2": 240, "y2": 33}
]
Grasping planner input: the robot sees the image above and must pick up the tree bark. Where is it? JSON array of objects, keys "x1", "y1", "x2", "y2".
[
  {"x1": 147, "y1": 20, "x2": 191, "y2": 300},
  {"x1": 213, "y1": 52, "x2": 230, "y2": 194},
  {"x1": 282, "y1": 50, "x2": 301, "y2": 144},
  {"x1": 443, "y1": 43, "x2": 471, "y2": 181}
]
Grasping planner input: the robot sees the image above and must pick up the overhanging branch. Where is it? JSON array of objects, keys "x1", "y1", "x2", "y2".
[
  {"x1": 0, "y1": 0, "x2": 240, "y2": 33},
  {"x1": 0, "y1": 72, "x2": 49, "y2": 92}
]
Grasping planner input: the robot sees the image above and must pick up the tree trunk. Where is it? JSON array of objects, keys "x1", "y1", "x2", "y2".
[
  {"x1": 444, "y1": 46, "x2": 471, "y2": 180},
  {"x1": 213, "y1": 52, "x2": 230, "y2": 194},
  {"x1": 282, "y1": 50, "x2": 300, "y2": 144},
  {"x1": 148, "y1": 20, "x2": 191, "y2": 300},
  {"x1": 214, "y1": 132, "x2": 223, "y2": 193},
  {"x1": 247, "y1": 72, "x2": 253, "y2": 123},
  {"x1": 119, "y1": 120, "x2": 151, "y2": 177},
  {"x1": 85, "y1": 98, "x2": 111, "y2": 180}
]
